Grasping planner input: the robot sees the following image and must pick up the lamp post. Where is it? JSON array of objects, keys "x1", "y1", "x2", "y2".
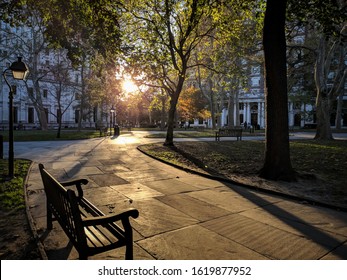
[
  {"x1": 2, "y1": 57, "x2": 29, "y2": 178},
  {"x1": 110, "y1": 105, "x2": 117, "y2": 136},
  {"x1": 110, "y1": 106, "x2": 114, "y2": 133}
]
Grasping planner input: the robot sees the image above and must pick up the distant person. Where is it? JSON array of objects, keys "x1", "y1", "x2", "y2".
[{"x1": 244, "y1": 122, "x2": 247, "y2": 129}]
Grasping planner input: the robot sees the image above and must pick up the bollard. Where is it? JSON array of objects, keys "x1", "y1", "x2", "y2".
[{"x1": 114, "y1": 125, "x2": 120, "y2": 137}]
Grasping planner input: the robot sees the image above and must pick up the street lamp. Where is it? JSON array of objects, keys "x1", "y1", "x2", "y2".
[
  {"x1": 110, "y1": 105, "x2": 115, "y2": 127},
  {"x1": 2, "y1": 57, "x2": 29, "y2": 178}
]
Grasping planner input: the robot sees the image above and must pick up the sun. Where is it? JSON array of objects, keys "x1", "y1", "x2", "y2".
[{"x1": 122, "y1": 79, "x2": 138, "y2": 93}]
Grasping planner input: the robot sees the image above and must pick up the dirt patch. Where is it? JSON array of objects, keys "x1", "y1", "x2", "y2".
[{"x1": 0, "y1": 209, "x2": 41, "y2": 260}]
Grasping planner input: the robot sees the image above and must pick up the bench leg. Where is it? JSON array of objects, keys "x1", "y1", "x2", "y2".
[
  {"x1": 122, "y1": 219, "x2": 134, "y2": 260},
  {"x1": 125, "y1": 242, "x2": 134, "y2": 260},
  {"x1": 78, "y1": 253, "x2": 88, "y2": 260}
]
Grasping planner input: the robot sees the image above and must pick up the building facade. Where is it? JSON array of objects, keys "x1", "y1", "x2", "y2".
[{"x1": 1, "y1": 20, "x2": 85, "y2": 130}]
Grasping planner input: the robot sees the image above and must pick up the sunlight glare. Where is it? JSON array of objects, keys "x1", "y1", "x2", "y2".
[{"x1": 122, "y1": 79, "x2": 138, "y2": 93}]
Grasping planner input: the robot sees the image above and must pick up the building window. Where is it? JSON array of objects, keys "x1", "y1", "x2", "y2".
[
  {"x1": 251, "y1": 77, "x2": 260, "y2": 87},
  {"x1": 43, "y1": 89, "x2": 48, "y2": 98},
  {"x1": 75, "y1": 110, "x2": 80, "y2": 123},
  {"x1": 251, "y1": 66, "x2": 260, "y2": 75},
  {"x1": 28, "y1": 87, "x2": 34, "y2": 96},
  {"x1": 28, "y1": 107, "x2": 35, "y2": 123},
  {"x1": 239, "y1": 103, "x2": 244, "y2": 110}
]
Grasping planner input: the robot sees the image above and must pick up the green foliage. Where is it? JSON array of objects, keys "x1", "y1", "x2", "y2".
[
  {"x1": 0, "y1": 159, "x2": 31, "y2": 211},
  {"x1": 29, "y1": 0, "x2": 123, "y2": 65},
  {"x1": 0, "y1": 0, "x2": 27, "y2": 24},
  {"x1": 287, "y1": 0, "x2": 346, "y2": 37}
]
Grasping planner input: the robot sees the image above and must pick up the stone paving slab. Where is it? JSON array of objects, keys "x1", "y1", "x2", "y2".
[
  {"x1": 240, "y1": 208, "x2": 347, "y2": 242},
  {"x1": 66, "y1": 166, "x2": 104, "y2": 178},
  {"x1": 187, "y1": 188, "x2": 282, "y2": 213},
  {"x1": 144, "y1": 178, "x2": 200, "y2": 195},
  {"x1": 88, "y1": 173, "x2": 130, "y2": 186},
  {"x1": 177, "y1": 175, "x2": 226, "y2": 189},
  {"x1": 115, "y1": 169, "x2": 175, "y2": 183},
  {"x1": 156, "y1": 193, "x2": 231, "y2": 222},
  {"x1": 261, "y1": 201, "x2": 347, "y2": 237},
  {"x1": 129, "y1": 198, "x2": 199, "y2": 238},
  {"x1": 320, "y1": 242, "x2": 347, "y2": 260},
  {"x1": 201, "y1": 214, "x2": 346, "y2": 260},
  {"x1": 136, "y1": 225, "x2": 269, "y2": 260},
  {"x1": 111, "y1": 182, "x2": 163, "y2": 200},
  {"x1": 81, "y1": 186, "x2": 131, "y2": 208}
]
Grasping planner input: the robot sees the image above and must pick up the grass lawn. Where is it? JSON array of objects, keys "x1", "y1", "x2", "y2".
[
  {"x1": 0, "y1": 159, "x2": 32, "y2": 211},
  {"x1": 0, "y1": 129, "x2": 104, "y2": 142},
  {"x1": 138, "y1": 139, "x2": 347, "y2": 209}
]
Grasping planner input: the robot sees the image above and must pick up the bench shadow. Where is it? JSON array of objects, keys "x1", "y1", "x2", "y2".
[{"x1": 39, "y1": 229, "x2": 74, "y2": 260}]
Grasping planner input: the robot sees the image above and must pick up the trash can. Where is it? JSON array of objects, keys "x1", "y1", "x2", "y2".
[{"x1": 114, "y1": 125, "x2": 120, "y2": 137}]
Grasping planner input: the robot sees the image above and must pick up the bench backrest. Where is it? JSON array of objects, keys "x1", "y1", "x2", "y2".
[
  {"x1": 219, "y1": 128, "x2": 242, "y2": 134},
  {"x1": 39, "y1": 164, "x2": 86, "y2": 249}
]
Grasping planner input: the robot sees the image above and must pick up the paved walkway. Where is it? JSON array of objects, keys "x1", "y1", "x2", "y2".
[{"x1": 15, "y1": 133, "x2": 347, "y2": 260}]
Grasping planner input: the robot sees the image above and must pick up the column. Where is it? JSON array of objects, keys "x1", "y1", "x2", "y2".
[{"x1": 288, "y1": 102, "x2": 294, "y2": 127}]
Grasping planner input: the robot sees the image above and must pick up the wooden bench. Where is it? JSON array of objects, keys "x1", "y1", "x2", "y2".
[
  {"x1": 215, "y1": 127, "x2": 243, "y2": 141},
  {"x1": 38, "y1": 163, "x2": 139, "y2": 260}
]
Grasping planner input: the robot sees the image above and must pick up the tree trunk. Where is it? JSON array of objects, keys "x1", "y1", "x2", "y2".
[
  {"x1": 235, "y1": 90, "x2": 240, "y2": 126},
  {"x1": 78, "y1": 64, "x2": 85, "y2": 132},
  {"x1": 335, "y1": 92, "x2": 343, "y2": 129},
  {"x1": 227, "y1": 92, "x2": 235, "y2": 128},
  {"x1": 315, "y1": 89, "x2": 333, "y2": 140},
  {"x1": 38, "y1": 107, "x2": 48, "y2": 130},
  {"x1": 314, "y1": 37, "x2": 334, "y2": 140},
  {"x1": 259, "y1": 0, "x2": 296, "y2": 181},
  {"x1": 160, "y1": 95, "x2": 167, "y2": 131},
  {"x1": 164, "y1": 94, "x2": 179, "y2": 146},
  {"x1": 165, "y1": 76, "x2": 185, "y2": 146},
  {"x1": 209, "y1": 96, "x2": 216, "y2": 129}
]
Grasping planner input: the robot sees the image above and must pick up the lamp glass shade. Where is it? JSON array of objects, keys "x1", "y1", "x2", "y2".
[{"x1": 10, "y1": 57, "x2": 29, "y2": 80}]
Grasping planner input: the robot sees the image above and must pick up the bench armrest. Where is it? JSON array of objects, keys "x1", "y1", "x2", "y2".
[
  {"x1": 82, "y1": 209, "x2": 139, "y2": 227},
  {"x1": 60, "y1": 179, "x2": 89, "y2": 198}
]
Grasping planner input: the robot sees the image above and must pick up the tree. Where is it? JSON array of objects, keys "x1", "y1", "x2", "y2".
[
  {"x1": 177, "y1": 86, "x2": 209, "y2": 123},
  {"x1": 1, "y1": 8, "x2": 54, "y2": 130},
  {"x1": 48, "y1": 57, "x2": 78, "y2": 138},
  {"x1": 192, "y1": 0, "x2": 262, "y2": 129},
  {"x1": 314, "y1": 30, "x2": 346, "y2": 139},
  {"x1": 28, "y1": 0, "x2": 125, "y2": 130},
  {"x1": 287, "y1": 0, "x2": 347, "y2": 139},
  {"x1": 148, "y1": 88, "x2": 169, "y2": 130},
  {"x1": 121, "y1": 0, "x2": 217, "y2": 146},
  {"x1": 259, "y1": 0, "x2": 296, "y2": 181}
]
